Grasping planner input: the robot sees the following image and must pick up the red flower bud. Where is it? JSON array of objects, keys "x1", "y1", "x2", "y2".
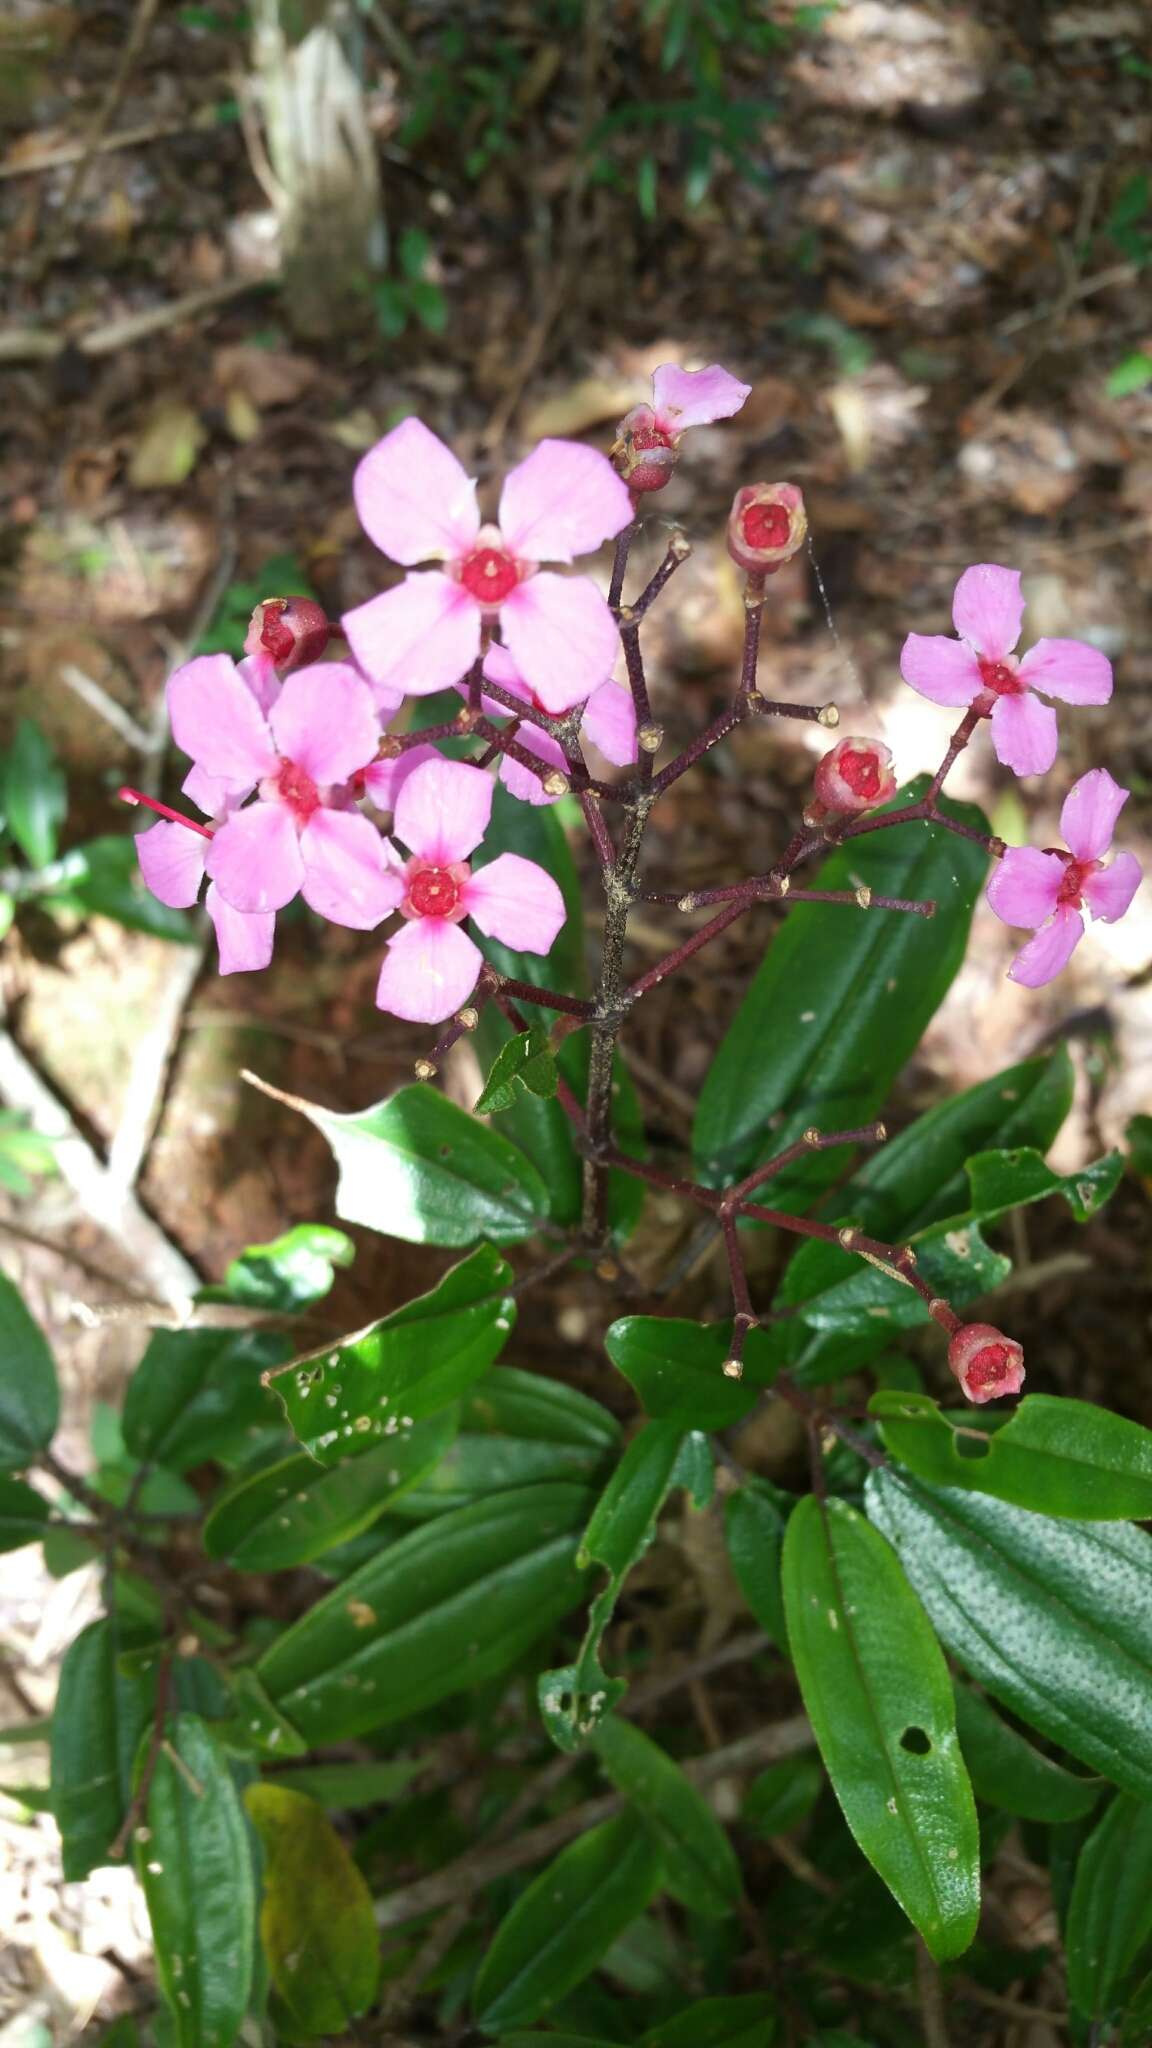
[
  {"x1": 947, "y1": 1323, "x2": 1025, "y2": 1405},
  {"x1": 727, "y1": 482, "x2": 807, "y2": 575},
  {"x1": 812, "y1": 737, "x2": 897, "y2": 817},
  {"x1": 245, "y1": 596, "x2": 330, "y2": 673},
  {"x1": 611, "y1": 404, "x2": 679, "y2": 493}
]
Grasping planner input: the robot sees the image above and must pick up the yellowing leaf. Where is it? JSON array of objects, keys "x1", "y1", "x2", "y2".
[
  {"x1": 245, "y1": 1783, "x2": 380, "y2": 2035},
  {"x1": 128, "y1": 401, "x2": 207, "y2": 489}
]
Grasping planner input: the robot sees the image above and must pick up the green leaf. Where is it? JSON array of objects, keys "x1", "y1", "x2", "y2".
[
  {"x1": 724, "y1": 1486, "x2": 789, "y2": 1650},
  {"x1": 51, "y1": 1619, "x2": 154, "y2": 1879},
  {"x1": 389, "y1": 1431, "x2": 612, "y2": 1519},
  {"x1": 743, "y1": 1754, "x2": 824, "y2": 1837},
  {"x1": 693, "y1": 782, "x2": 989, "y2": 1191},
  {"x1": 122, "y1": 1325, "x2": 284, "y2": 1473},
  {"x1": 266, "y1": 1080, "x2": 550, "y2": 1245},
  {"x1": 1066, "y1": 1795, "x2": 1152, "y2": 2020},
  {"x1": 3, "y1": 719, "x2": 66, "y2": 868},
  {"x1": 1106, "y1": 351, "x2": 1152, "y2": 398},
  {"x1": 640, "y1": 1996, "x2": 779, "y2": 2047},
  {"x1": 0, "y1": 1270, "x2": 59, "y2": 1470},
  {"x1": 872, "y1": 1390, "x2": 1152, "y2": 1519},
  {"x1": 1129, "y1": 1111, "x2": 1152, "y2": 1176},
  {"x1": 215, "y1": 1223, "x2": 354, "y2": 1310},
  {"x1": 267, "y1": 1758, "x2": 422, "y2": 1807},
  {"x1": 590, "y1": 1714, "x2": 743, "y2": 1917},
  {"x1": 781, "y1": 1494, "x2": 980, "y2": 1960},
  {"x1": 951, "y1": 1681, "x2": 1099, "y2": 1822},
  {"x1": 866, "y1": 1470, "x2": 1152, "y2": 1797},
  {"x1": 271, "y1": 1245, "x2": 515, "y2": 1463},
  {"x1": 256, "y1": 1482, "x2": 592, "y2": 1742},
  {"x1": 138, "y1": 1714, "x2": 256, "y2": 2048},
  {"x1": 246, "y1": 1783, "x2": 380, "y2": 2035},
  {"x1": 604, "y1": 1317, "x2": 759, "y2": 1428},
  {"x1": 465, "y1": 1366, "x2": 621, "y2": 1452},
  {"x1": 47, "y1": 836, "x2": 197, "y2": 942},
  {"x1": 0, "y1": 1474, "x2": 51, "y2": 1551},
  {"x1": 964, "y1": 1143, "x2": 1123, "y2": 1224},
  {"x1": 203, "y1": 1416, "x2": 456, "y2": 1567},
  {"x1": 473, "y1": 1814, "x2": 664, "y2": 2032},
  {"x1": 215, "y1": 1668, "x2": 307, "y2": 1759},
  {"x1": 476, "y1": 1027, "x2": 559, "y2": 1115}
]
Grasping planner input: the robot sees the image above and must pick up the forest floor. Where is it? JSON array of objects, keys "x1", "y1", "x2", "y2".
[{"x1": 1, "y1": 1, "x2": 1151, "y2": 2040}]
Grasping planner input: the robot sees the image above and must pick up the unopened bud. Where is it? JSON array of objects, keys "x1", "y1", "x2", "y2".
[
  {"x1": 611, "y1": 404, "x2": 679, "y2": 492},
  {"x1": 245, "y1": 596, "x2": 330, "y2": 673},
  {"x1": 726, "y1": 482, "x2": 807, "y2": 575},
  {"x1": 947, "y1": 1322, "x2": 1025, "y2": 1406},
  {"x1": 813, "y1": 737, "x2": 897, "y2": 818}
]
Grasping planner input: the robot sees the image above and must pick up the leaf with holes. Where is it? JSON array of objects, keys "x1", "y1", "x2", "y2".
[
  {"x1": 246, "y1": 1783, "x2": 380, "y2": 2035},
  {"x1": 781, "y1": 1494, "x2": 979, "y2": 1960},
  {"x1": 590, "y1": 1714, "x2": 742, "y2": 1917},
  {"x1": 1066, "y1": 1795, "x2": 1152, "y2": 2021},
  {"x1": 872, "y1": 1390, "x2": 1152, "y2": 1519},
  {"x1": 866, "y1": 1470, "x2": 1152, "y2": 1797}
]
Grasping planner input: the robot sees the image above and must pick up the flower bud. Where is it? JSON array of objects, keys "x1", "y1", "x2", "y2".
[
  {"x1": 812, "y1": 737, "x2": 897, "y2": 817},
  {"x1": 611, "y1": 405, "x2": 678, "y2": 493},
  {"x1": 727, "y1": 482, "x2": 807, "y2": 575},
  {"x1": 245, "y1": 596, "x2": 330, "y2": 673},
  {"x1": 947, "y1": 1322, "x2": 1025, "y2": 1405}
]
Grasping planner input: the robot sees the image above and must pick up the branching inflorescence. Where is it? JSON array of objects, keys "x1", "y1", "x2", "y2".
[{"x1": 121, "y1": 362, "x2": 1142, "y2": 1414}]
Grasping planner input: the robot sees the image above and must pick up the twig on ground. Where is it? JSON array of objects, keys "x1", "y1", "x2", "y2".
[
  {"x1": 57, "y1": 666, "x2": 154, "y2": 754},
  {"x1": 0, "y1": 280, "x2": 270, "y2": 366},
  {"x1": 0, "y1": 114, "x2": 208, "y2": 181}
]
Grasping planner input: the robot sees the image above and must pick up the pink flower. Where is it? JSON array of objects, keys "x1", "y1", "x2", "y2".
[
  {"x1": 134, "y1": 809, "x2": 275, "y2": 976},
  {"x1": 986, "y1": 767, "x2": 1142, "y2": 987},
  {"x1": 475, "y1": 646, "x2": 637, "y2": 808},
  {"x1": 614, "y1": 363, "x2": 751, "y2": 491},
  {"x1": 244, "y1": 595, "x2": 330, "y2": 673},
  {"x1": 343, "y1": 421, "x2": 633, "y2": 713},
  {"x1": 947, "y1": 1322, "x2": 1025, "y2": 1405},
  {"x1": 900, "y1": 564, "x2": 1113, "y2": 777},
  {"x1": 169, "y1": 657, "x2": 401, "y2": 928},
  {"x1": 376, "y1": 756, "x2": 565, "y2": 1023},
  {"x1": 812, "y1": 736, "x2": 897, "y2": 817}
]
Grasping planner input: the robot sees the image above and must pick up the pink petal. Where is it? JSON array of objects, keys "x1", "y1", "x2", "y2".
[
  {"x1": 182, "y1": 763, "x2": 248, "y2": 817},
  {"x1": 1008, "y1": 907, "x2": 1084, "y2": 988},
  {"x1": 1018, "y1": 638, "x2": 1113, "y2": 706},
  {"x1": 651, "y1": 362, "x2": 751, "y2": 430},
  {"x1": 497, "y1": 441, "x2": 633, "y2": 564},
  {"x1": 205, "y1": 883, "x2": 275, "y2": 975},
  {"x1": 581, "y1": 679, "x2": 637, "y2": 766},
  {"x1": 375, "y1": 916, "x2": 483, "y2": 1024},
  {"x1": 298, "y1": 808, "x2": 403, "y2": 930},
  {"x1": 951, "y1": 565, "x2": 1025, "y2": 659},
  {"x1": 1059, "y1": 767, "x2": 1129, "y2": 862},
  {"x1": 363, "y1": 743, "x2": 442, "y2": 814},
  {"x1": 353, "y1": 417, "x2": 479, "y2": 565},
  {"x1": 462, "y1": 853, "x2": 565, "y2": 953},
  {"x1": 1083, "y1": 851, "x2": 1142, "y2": 925},
  {"x1": 168, "y1": 654, "x2": 277, "y2": 785},
  {"x1": 342, "y1": 574, "x2": 481, "y2": 699},
  {"x1": 498, "y1": 723, "x2": 567, "y2": 807},
  {"x1": 482, "y1": 644, "x2": 531, "y2": 699},
  {"x1": 500, "y1": 573, "x2": 620, "y2": 714},
  {"x1": 204, "y1": 800, "x2": 304, "y2": 914},
  {"x1": 135, "y1": 821, "x2": 206, "y2": 908},
  {"x1": 986, "y1": 847, "x2": 1064, "y2": 931},
  {"x1": 268, "y1": 663, "x2": 380, "y2": 786},
  {"x1": 394, "y1": 756, "x2": 493, "y2": 865},
  {"x1": 237, "y1": 651, "x2": 281, "y2": 714},
  {"x1": 899, "y1": 634, "x2": 983, "y2": 708},
  {"x1": 990, "y1": 692, "x2": 1058, "y2": 778}
]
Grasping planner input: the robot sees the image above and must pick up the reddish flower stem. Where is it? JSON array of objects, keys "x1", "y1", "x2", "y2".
[
  {"x1": 628, "y1": 536, "x2": 690, "y2": 623},
  {"x1": 738, "y1": 580, "x2": 765, "y2": 695},
  {"x1": 117, "y1": 788, "x2": 212, "y2": 837},
  {"x1": 381, "y1": 715, "x2": 476, "y2": 756},
  {"x1": 608, "y1": 516, "x2": 639, "y2": 612}
]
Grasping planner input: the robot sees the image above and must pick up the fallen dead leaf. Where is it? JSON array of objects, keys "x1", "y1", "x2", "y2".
[
  {"x1": 213, "y1": 344, "x2": 318, "y2": 409},
  {"x1": 127, "y1": 399, "x2": 207, "y2": 490}
]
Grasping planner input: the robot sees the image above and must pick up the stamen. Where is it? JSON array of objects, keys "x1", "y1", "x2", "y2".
[{"x1": 117, "y1": 787, "x2": 213, "y2": 838}]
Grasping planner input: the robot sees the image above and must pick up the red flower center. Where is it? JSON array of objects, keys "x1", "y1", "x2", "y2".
[
  {"x1": 977, "y1": 657, "x2": 1022, "y2": 696},
  {"x1": 630, "y1": 424, "x2": 675, "y2": 452},
  {"x1": 408, "y1": 866, "x2": 461, "y2": 918},
  {"x1": 459, "y1": 547, "x2": 520, "y2": 607},
  {"x1": 1056, "y1": 855, "x2": 1096, "y2": 907},
  {"x1": 276, "y1": 758, "x2": 320, "y2": 822},
  {"x1": 965, "y1": 1342, "x2": 1013, "y2": 1394},
  {"x1": 258, "y1": 601, "x2": 296, "y2": 665},
  {"x1": 838, "y1": 747, "x2": 883, "y2": 800},
  {"x1": 742, "y1": 502, "x2": 792, "y2": 551}
]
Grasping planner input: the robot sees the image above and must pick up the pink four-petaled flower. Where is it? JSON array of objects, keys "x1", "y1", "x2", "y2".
[
  {"x1": 986, "y1": 767, "x2": 1142, "y2": 986},
  {"x1": 376, "y1": 756, "x2": 565, "y2": 1023},
  {"x1": 343, "y1": 421, "x2": 633, "y2": 714},
  {"x1": 900, "y1": 564, "x2": 1112, "y2": 777}
]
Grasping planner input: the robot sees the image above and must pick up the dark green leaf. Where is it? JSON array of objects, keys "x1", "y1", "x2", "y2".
[
  {"x1": 951, "y1": 1681, "x2": 1099, "y2": 1822},
  {"x1": 782, "y1": 1494, "x2": 980, "y2": 1960},
  {"x1": 268, "y1": 1080, "x2": 549, "y2": 1245},
  {"x1": 47, "y1": 836, "x2": 197, "y2": 942},
  {"x1": 268, "y1": 1758, "x2": 422, "y2": 1807},
  {"x1": 122, "y1": 1325, "x2": 284, "y2": 1473},
  {"x1": 0, "y1": 1474, "x2": 51, "y2": 1551},
  {"x1": 693, "y1": 783, "x2": 989, "y2": 1192},
  {"x1": 591, "y1": 1714, "x2": 742, "y2": 1916},
  {"x1": 604, "y1": 1317, "x2": 758, "y2": 1429},
  {"x1": 51, "y1": 1619, "x2": 154, "y2": 1879},
  {"x1": 866, "y1": 1470, "x2": 1152, "y2": 1797},
  {"x1": 257, "y1": 1483, "x2": 592, "y2": 1742},
  {"x1": 216, "y1": 1668, "x2": 308, "y2": 1760},
  {"x1": 0, "y1": 1271, "x2": 59, "y2": 1470},
  {"x1": 272, "y1": 1245, "x2": 515, "y2": 1463},
  {"x1": 390, "y1": 1431, "x2": 611, "y2": 1520},
  {"x1": 640, "y1": 1995, "x2": 779, "y2": 2046},
  {"x1": 473, "y1": 1814, "x2": 663, "y2": 2031},
  {"x1": 872, "y1": 1390, "x2": 1152, "y2": 1518},
  {"x1": 724, "y1": 1486, "x2": 789, "y2": 1650},
  {"x1": 743, "y1": 1755, "x2": 824, "y2": 1837},
  {"x1": 214, "y1": 1223, "x2": 354, "y2": 1310},
  {"x1": 1066, "y1": 1795, "x2": 1152, "y2": 2019},
  {"x1": 138, "y1": 1714, "x2": 255, "y2": 2048},
  {"x1": 964, "y1": 1144, "x2": 1123, "y2": 1224},
  {"x1": 1128, "y1": 1111, "x2": 1152, "y2": 1177},
  {"x1": 246, "y1": 1783, "x2": 380, "y2": 2034},
  {"x1": 3, "y1": 719, "x2": 66, "y2": 868},
  {"x1": 476, "y1": 1027, "x2": 559, "y2": 1115},
  {"x1": 203, "y1": 1414, "x2": 456, "y2": 1567},
  {"x1": 465, "y1": 1366, "x2": 621, "y2": 1451}
]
